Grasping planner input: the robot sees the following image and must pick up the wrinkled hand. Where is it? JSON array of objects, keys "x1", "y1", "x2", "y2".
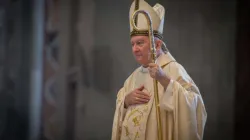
[
  {"x1": 148, "y1": 63, "x2": 171, "y2": 88},
  {"x1": 148, "y1": 63, "x2": 166, "y2": 81},
  {"x1": 124, "y1": 85, "x2": 150, "y2": 108}
]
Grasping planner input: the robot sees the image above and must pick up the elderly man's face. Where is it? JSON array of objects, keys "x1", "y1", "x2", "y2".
[
  {"x1": 130, "y1": 36, "x2": 161, "y2": 66},
  {"x1": 131, "y1": 36, "x2": 151, "y2": 66}
]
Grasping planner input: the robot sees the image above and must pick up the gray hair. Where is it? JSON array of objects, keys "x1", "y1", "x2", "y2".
[{"x1": 154, "y1": 37, "x2": 169, "y2": 53}]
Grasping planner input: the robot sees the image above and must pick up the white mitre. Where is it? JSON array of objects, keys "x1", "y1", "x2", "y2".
[{"x1": 129, "y1": 0, "x2": 165, "y2": 40}]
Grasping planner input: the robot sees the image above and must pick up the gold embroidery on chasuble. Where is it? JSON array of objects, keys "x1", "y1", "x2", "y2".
[
  {"x1": 122, "y1": 102, "x2": 152, "y2": 140},
  {"x1": 122, "y1": 68, "x2": 154, "y2": 140}
]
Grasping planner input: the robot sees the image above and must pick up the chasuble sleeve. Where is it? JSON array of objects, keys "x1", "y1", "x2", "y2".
[
  {"x1": 111, "y1": 87, "x2": 126, "y2": 140},
  {"x1": 111, "y1": 74, "x2": 134, "y2": 140},
  {"x1": 160, "y1": 62, "x2": 207, "y2": 140}
]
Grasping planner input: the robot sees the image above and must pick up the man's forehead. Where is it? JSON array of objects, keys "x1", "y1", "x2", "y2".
[{"x1": 130, "y1": 36, "x2": 148, "y2": 42}]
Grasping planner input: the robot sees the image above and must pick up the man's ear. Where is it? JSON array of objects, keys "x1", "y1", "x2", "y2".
[{"x1": 156, "y1": 39, "x2": 163, "y2": 51}]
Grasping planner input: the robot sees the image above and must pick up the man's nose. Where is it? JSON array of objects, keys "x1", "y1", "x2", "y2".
[{"x1": 133, "y1": 45, "x2": 139, "y2": 52}]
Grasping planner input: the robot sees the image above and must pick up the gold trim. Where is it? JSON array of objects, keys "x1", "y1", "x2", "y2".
[
  {"x1": 161, "y1": 60, "x2": 176, "y2": 69},
  {"x1": 176, "y1": 76, "x2": 193, "y2": 90},
  {"x1": 130, "y1": 30, "x2": 163, "y2": 40}
]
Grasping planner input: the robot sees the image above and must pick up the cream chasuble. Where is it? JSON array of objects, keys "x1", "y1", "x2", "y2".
[{"x1": 111, "y1": 52, "x2": 207, "y2": 140}]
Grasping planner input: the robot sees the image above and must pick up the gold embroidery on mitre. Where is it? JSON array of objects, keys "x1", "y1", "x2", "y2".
[
  {"x1": 129, "y1": 0, "x2": 166, "y2": 41},
  {"x1": 130, "y1": 30, "x2": 163, "y2": 40}
]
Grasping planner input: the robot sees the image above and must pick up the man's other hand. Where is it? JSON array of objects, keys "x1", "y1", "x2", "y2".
[{"x1": 124, "y1": 85, "x2": 150, "y2": 108}]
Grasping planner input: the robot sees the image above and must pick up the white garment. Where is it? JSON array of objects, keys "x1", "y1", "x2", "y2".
[{"x1": 111, "y1": 53, "x2": 207, "y2": 140}]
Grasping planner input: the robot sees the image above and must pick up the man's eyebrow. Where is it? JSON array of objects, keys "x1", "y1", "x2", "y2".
[
  {"x1": 131, "y1": 39, "x2": 145, "y2": 44},
  {"x1": 136, "y1": 39, "x2": 144, "y2": 42}
]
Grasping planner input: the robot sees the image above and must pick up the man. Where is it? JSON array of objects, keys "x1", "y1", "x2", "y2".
[{"x1": 111, "y1": 0, "x2": 207, "y2": 140}]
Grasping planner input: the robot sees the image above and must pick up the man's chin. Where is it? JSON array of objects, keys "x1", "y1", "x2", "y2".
[
  {"x1": 135, "y1": 59, "x2": 147, "y2": 66},
  {"x1": 135, "y1": 58, "x2": 142, "y2": 63}
]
